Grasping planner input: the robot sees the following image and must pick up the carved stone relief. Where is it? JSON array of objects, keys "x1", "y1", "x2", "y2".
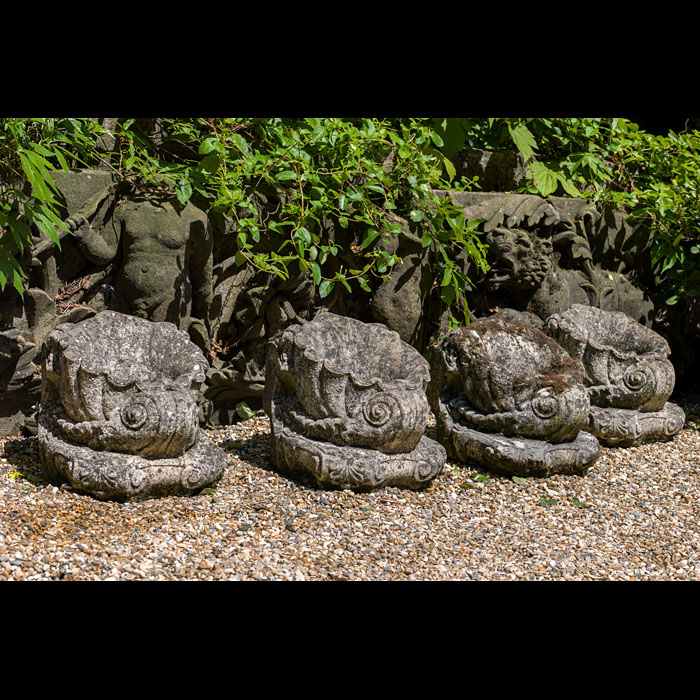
[
  {"x1": 38, "y1": 311, "x2": 227, "y2": 500},
  {"x1": 436, "y1": 190, "x2": 655, "y2": 328},
  {"x1": 428, "y1": 314, "x2": 600, "y2": 477},
  {"x1": 264, "y1": 312, "x2": 446, "y2": 490}
]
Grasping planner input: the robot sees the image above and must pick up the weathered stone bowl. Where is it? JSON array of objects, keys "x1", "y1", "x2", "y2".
[
  {"x1": 546, "y1": 304, "x2": 675, "y2": 411},
  {"x1": 265, "y1": 312, "x2": 445, "y2": 490},
  {"x1": 278, "y1": 313, "x2": 430, "y2": 453},
  {"x1": 428, "y1": 315, "x2": 599, "y2": 477},
  {"x1": 38, "y1": 311, "x2": 227, "y2": 501},
  {"x1": 545, "y1": 304, "x2": 685, "y2": 446}
]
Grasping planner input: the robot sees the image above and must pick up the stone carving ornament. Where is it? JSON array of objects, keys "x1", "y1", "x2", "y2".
[
  {"x1": 437, "y1": 191, "x2": 654, "y2": 326},
  {"x1": 38, "y1": 311, "x2": 227, "y2": 501},
  {"x1": 264, "y1": 312, "x2": 446, "y2": 490},
  {"x1": 546, "y1": 304, "x2": 685, "y2": 446},
  {"x1": 428, "y1": 315, "x2": 600, "y2": 477},
  {"x1": 58, "y1": 185, "x2": 214, "y2": 348}
]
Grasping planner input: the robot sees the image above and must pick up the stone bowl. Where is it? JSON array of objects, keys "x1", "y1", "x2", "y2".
[
  {"x1": 546, "y1": 304, "x2": 675, "y2": 411},
  {"x1": 42, "y1": 311, "x2": 206, "y2": 457},
  {"x1": 433, "y1": 316, "x2": 590, "y2": 443},
  {"x1": 273, "y1": 312, "x2": 430, "y2": 454}
]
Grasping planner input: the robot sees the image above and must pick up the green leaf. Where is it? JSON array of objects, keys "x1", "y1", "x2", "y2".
[
  {"x1": 235, "y1": 401, "x2": 255, "y2": 420},
  {"x1": 410, "y1": 209, "x2": 424, "y2": 222},
  {"x1": 276, "y1": 170, "x2": 297, "y2": 181},
  {"x1": 230, "y1": 133, "x2": 250, "y2": 154},
  {"x1": 512, "y1": 476, "x2": 527, "y2": 483},
  {"x1": 294, "y1": 227, "x2": 312, "y2": 246},
  {"x1": 430, "y1": 130, "x2": 444, "y2": 148},
  {"x1": 311, "y1": 261, "x2": 321, "y2": 285},
  {"x1": 442, "y1": 155, "x2": 457, "y2": 181},
  {"x1": 319, "y1": 279, "x2": 334, "y2": 298},
  {"x1": 197, "y1": 153, "x2": 220, "y2": 174},
  {"x1": 176, "y1": 179, "x2": 192, "y2": 206},
  {"x1": 199, "y1": 137, "x2": 218, "y2": 155},
  {"x1": 556, "y1": 173, "x2": 582, "y2": 198},
  {"x1": 508, "y1": 123, "x2": 537, "y2": 161},
  {"x1": 360, "y1": 228, "x2": 380, "y2": 249},
  {"x1": 530, "y1": 162, "x2": 559, "y2": 197}
]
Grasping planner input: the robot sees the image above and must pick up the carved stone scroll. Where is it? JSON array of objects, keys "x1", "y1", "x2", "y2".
[
  {"x1": 264, "y1": 312, "x2": 446, "y2": 490},
  {"x1": 38, "y1": 311, "x2": 227, "y2": 500}
]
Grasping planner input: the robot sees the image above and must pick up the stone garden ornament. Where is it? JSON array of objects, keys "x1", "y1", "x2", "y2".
[
  {"x1": 264, "y1": 312, "x2": 446, "y2": 490},
  {"x1": 546, "y1": 304, "x2": 685, "y2": 446},
  {"x1": 38, "y1": 311, "x2": 227, "y2": 501},
  {"x1": 428, "y1": 314, "x2": 600, "y2": 477}
]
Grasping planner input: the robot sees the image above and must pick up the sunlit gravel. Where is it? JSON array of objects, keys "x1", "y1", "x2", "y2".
[{"x1": 1, "y1": 402, "x2": 699, "y2": 581}]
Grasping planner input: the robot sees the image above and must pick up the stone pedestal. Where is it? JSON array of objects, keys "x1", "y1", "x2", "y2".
[
  {"x1": 38, "y1": 311, "x2": 227, "y2": 501},
  {"x1": 264, "y1": 312, "x2": 446, "y2": 491}
]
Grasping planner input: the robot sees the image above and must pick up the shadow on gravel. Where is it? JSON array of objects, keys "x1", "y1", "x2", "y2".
[{"x1": 1, "y1": 435, "x2": 47, "y2": 489}]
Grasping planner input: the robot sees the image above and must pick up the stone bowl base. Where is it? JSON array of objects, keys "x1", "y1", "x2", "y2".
[
  {"x1": 586, "y1": 402, "x2": 686, "y2": 447},
  {"x1": 444, "y1": 424, "x2": 600, "y2": 478},
  {"x1": 270, "y1": 428, "x2": 446, "y2": 491},
  {"x1": 39, "y1": 421, "x2": 228, "y2": 502}
]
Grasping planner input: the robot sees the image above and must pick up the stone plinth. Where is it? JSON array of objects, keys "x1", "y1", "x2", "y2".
[
  {"x1": 264, "y1": 312, "x2": 445, "y2": 490},
  {"x1": 38, "y1": 311, "x2": 227, "y2": 501}
]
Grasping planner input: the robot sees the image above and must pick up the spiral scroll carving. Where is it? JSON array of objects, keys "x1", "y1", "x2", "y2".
[
  {"x1": 362, "y1": 392, "x2": 401, "y2": 428},
  {"x1": 120, "y1": 394, "x2": 157, "y2": 431},
  {"x1": 531, "y1": 394, "x2": 559, "y2": 420},
  {"x1": 622, "y1": 364, "x2": 650, "y2": 392}
]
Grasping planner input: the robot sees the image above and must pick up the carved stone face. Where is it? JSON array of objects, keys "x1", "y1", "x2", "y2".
[{"x1": 484, "y1": 227, "x2": 552, "y2": 294}]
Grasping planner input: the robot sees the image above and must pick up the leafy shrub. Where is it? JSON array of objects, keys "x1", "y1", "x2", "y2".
[{"x1": 0, "y1": 117, "x2": 488, "y2": 324}]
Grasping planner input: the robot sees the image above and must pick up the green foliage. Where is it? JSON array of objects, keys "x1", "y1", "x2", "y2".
[
  {"x1": 235, "y1": 400, "x2": 255, "y2": 420},
  {"x1": 461, "y1": 117, "x2": 700, "y2": 306},
  {"x1": 5, "y1": 116, "x2": 700, "y2": 317},
  {"x1": 0, "y1": 118, "x2": 113, "y2": 295},
  {"x1": 0, "y1": 117, "x2": 489, "y2": 325}
]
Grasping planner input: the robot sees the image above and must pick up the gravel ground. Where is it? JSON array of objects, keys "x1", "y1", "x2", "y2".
[{"x1": 1, "y1": 401, "x2": 699, "y2": 581}]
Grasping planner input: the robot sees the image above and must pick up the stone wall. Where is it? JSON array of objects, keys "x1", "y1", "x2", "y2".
[{"x1": 1, "y1": 159, "x2": 694, "y2": 434}]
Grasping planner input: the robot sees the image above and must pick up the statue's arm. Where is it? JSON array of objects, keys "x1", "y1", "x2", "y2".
[
  {"x1": 71, "y1": 213, "x2": 121, "y2": 266},
  {"x1": 67, "y1": 185, "x2": 121, "y2": 266}
]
